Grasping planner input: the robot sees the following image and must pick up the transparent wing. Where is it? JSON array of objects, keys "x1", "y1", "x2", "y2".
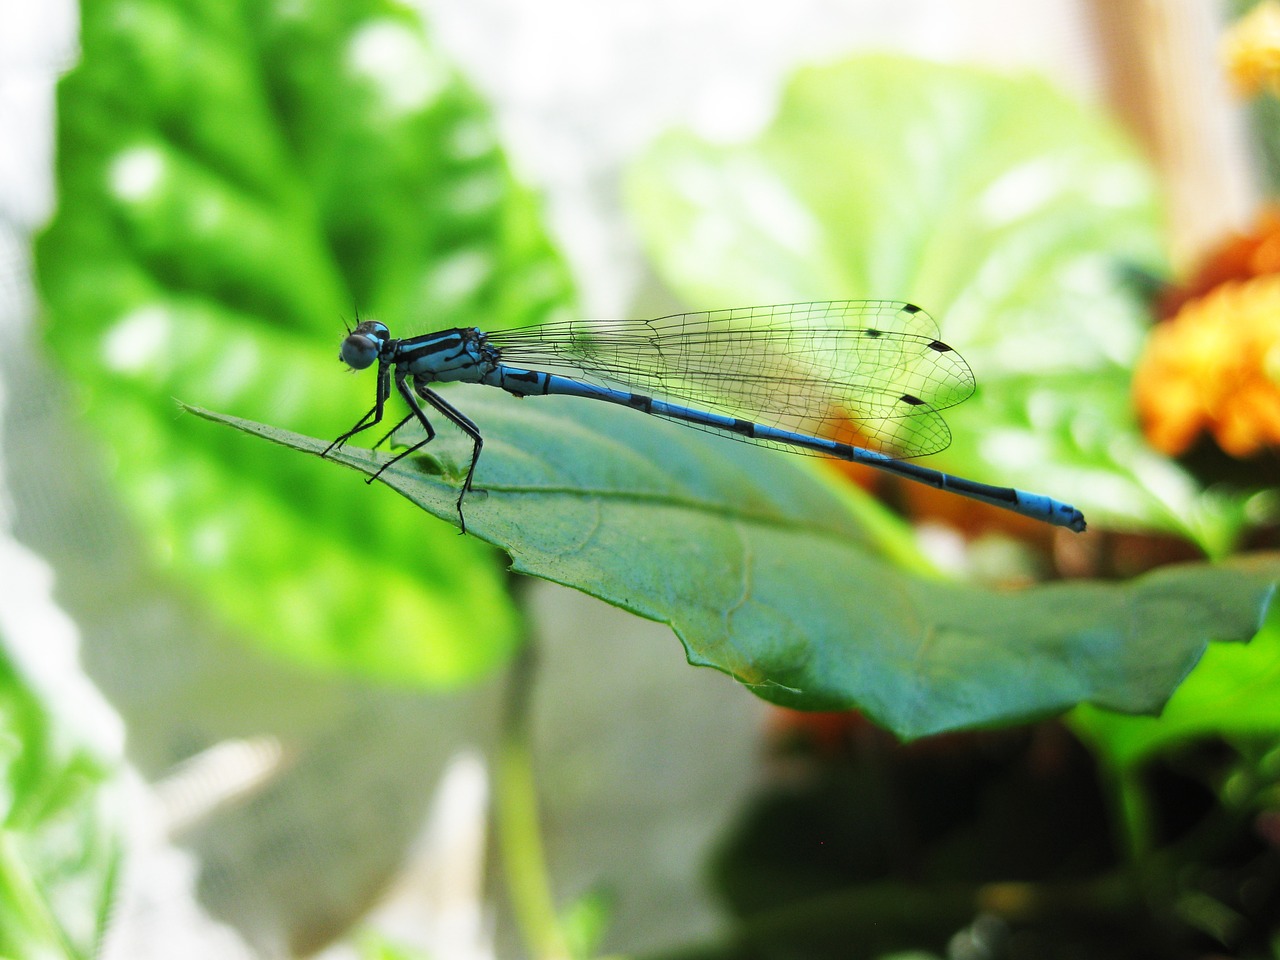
[{"x1": 483, "y1": 300, "x2": 975, "y2": 458}]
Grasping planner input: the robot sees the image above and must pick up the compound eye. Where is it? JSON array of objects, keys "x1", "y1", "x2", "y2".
[{"x1": 339, "y1": 333, "x2": 379, "y2": 370}]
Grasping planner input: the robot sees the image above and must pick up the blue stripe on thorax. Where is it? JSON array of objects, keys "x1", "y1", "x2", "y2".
[{"x1": 400, "y1": 328, "x2": 495, "y2": 383}]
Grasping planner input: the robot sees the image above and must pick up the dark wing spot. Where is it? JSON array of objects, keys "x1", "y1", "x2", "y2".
[
  {"x1": 927, "y1": 339, "x2": 952, "y2": 352},
  {"x1": 865, "y1": 328, "x2": 883, "y2": 338},
  {"x1": 901, "y1": 303, "x2": 922, "y2": 314},
  {"x1": 900, "y1": 393, "x2": 925, "y2": 406}
]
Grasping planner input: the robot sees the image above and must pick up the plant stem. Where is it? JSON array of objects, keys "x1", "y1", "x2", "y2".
[{"x1": 495, "y1": 639, "x2": 570, "y2": 960}]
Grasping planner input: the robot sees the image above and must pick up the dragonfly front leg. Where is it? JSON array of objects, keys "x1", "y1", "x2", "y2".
[{"x1": 324, "y1": 359, "x2": 393, "y2": 457}]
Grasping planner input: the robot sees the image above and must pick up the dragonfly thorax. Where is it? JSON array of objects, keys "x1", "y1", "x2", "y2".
[{"x1": 339, "y1": 320, "x2": 393, "y2": 371}]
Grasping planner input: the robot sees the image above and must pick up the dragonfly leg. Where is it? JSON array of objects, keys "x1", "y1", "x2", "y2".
[
  {"x1": 371, "y1": 413, "x2": 422, "y2": 452},
  {"x1": 323, "y1": 359, "x2": 393, "y2": 456},
  {"x1": 367, "y1": 371, "x2": 438, "y2": 483},
  {"x1": 365, "y1": 378, "x2": 482, "y2": 533},
  {"x1": 366, "y1": 407, "x2": 433, "y2": 478},
  {"x1": 416, "y1": 386, "x2": 484, "y2": 534}
]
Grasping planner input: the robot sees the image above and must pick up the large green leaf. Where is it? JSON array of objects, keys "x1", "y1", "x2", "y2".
[
  {"x1": 35, "y1": 0, "x2": 576, "y2": 683},
  {"x1": 626, "y1": 55, "x2": 1241, "y2": 553},
  {"x1": 187, "y1": 399, "x2": 1279, "y2": 739}
]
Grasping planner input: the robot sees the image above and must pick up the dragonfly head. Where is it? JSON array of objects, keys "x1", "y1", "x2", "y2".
[{"x1": 339, "y1": 320, "x2": 391, "y2": 370}]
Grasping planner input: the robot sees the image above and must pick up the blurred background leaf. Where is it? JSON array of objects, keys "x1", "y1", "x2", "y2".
[
  {"x1": 0, "y1": 564, "x2": 125, "y2": 960},
  {"x1": 34, "y1": 0, "x2": 576, "y2": 685},
  {"x1": 627, "y1": 55, "x2": 1243, "y2": 554}
]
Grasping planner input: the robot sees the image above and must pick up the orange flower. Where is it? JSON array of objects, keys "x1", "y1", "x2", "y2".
[
  {"x1": 1167, "y1": 208, "x2": 1280, "y2": 317},
  {"x1": 1223, "y1": 0, "x2": 1280, "y2": 96},
  {"x1": 1134, "y1": 275, "x2": 1280, "y2": 457},
  {"x1": 1159, "y1": 207, "x2": 1280, "y2": 318}
]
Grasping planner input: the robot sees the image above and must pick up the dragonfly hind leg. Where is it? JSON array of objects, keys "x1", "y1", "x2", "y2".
[{"x1": 416, "y1": 384, "x2": 484, "y2": 534}]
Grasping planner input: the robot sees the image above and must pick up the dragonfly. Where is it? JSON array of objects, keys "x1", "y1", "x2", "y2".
[{"x1": 323, "y1": 300, "x2": 1086, "y2": 535}]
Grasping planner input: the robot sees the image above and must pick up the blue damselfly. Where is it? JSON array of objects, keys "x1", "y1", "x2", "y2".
[{"x1": 325, "y1": 301, "x2": 1086, "y2": 535}]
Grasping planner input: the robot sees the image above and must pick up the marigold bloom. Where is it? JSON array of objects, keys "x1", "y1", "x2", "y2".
[
  {"x1": 1223, "y1": 0, "x2": 1280, "y2": 96},
  {"x1": 1159, "y1": 207, "x2": 1280, "y2": 318},
  {"x1": 1134, "y1": 275, "x2": 1280, "y2": 457}
]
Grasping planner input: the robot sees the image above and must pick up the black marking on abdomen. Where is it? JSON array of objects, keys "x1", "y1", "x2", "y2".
[
  {"x1": 942, "y1": 473, "x2": 1019, "y2": 504},
  {"x1": 955, "y1": 480, "x2": 1018, "y2": 503},
  {"x1": 504, "y1": 369, "x2": 545, "y2": 392},
  {"x1": 730, "y1": 418, "x2": 756, "y2": 437},
  {"x1": 627, "y1": 393, "x2": 654, "y2": 414}
]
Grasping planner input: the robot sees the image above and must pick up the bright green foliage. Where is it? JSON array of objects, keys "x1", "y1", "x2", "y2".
[
  {"x1": 0, "y1": 625, "x2": 124, "y2": 960},
  {"x1": 188, "y1": 401, "x2": 1280, "y2": 739},
  {"x1": 559, "y1": 886, "x2": 614, "y2": 960},
  {"x1": 35, "y1": 0, "x2": 576, "y2": 684},
  {"x1": 354, "y1": 932, "x2": 430, "y2": 960},
  {"x1": 1074, "y1": 604, "x2": 1280, "y2": 767},
  {"x1": 627, "y1": 55, "x2": 1243, "y2": 553}
]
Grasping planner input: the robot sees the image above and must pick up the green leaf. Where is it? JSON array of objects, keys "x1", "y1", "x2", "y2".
[
  {"x1": 1072, "y1": 604, "x2": 1280, "y2": 768},
  {"x1": 0, "y1": 619, "x2": 124, "y2": 960},
  {"x1": 186, "y1": 399, "x2": 1280, "y2": 739},
  {"x1": 626, "y1": 55, "x2": 1238, "y2": 552},
  {"x1": 35, "y1": 0, "x2": 576, "y2": 684}
]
